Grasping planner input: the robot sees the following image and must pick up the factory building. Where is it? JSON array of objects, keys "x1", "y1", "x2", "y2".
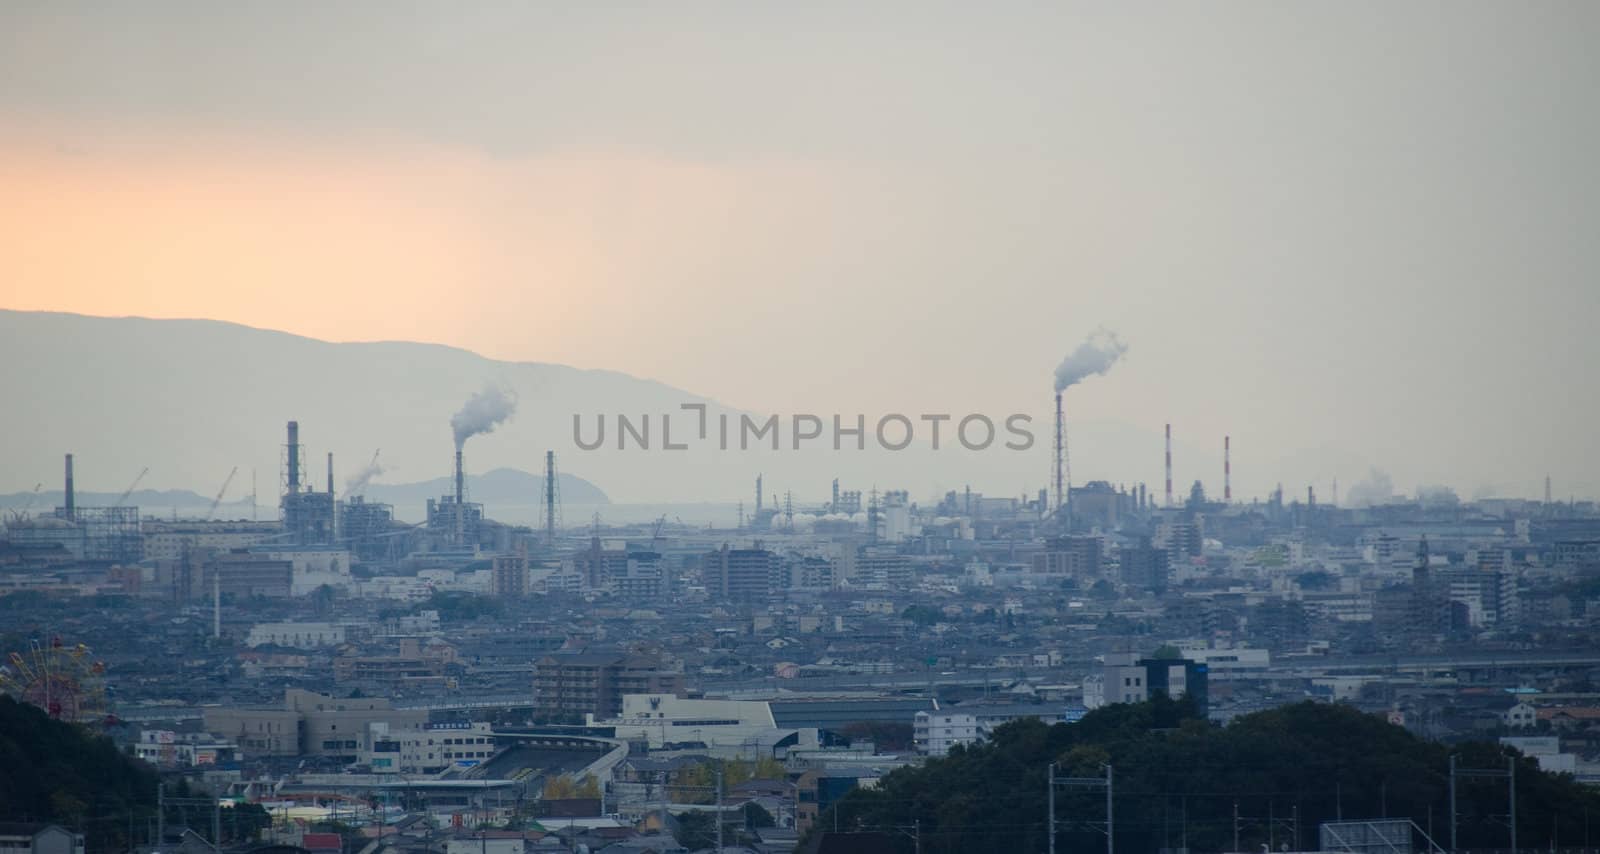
[
  {"x1": 167, "y1": 548, "x2": 294, "y2": 601},
  {"x1": 202, "y1": 688, "x2": 428, "y2": 759},
  {"x1": 339, "y1": 496, "x2": 402, "y2": 563},
  {"x1": 426, "y1": 496, "x2": 484, "y2": 547},
  {"x1": 143, "y1": 520, "x2": 276, "y2": 562},
  {"x1": 4, "y1": 455, "x2": 143, "y2": 563},
  {"x1": 279, "y1": 422, "x2": 335, "y2": 546}
]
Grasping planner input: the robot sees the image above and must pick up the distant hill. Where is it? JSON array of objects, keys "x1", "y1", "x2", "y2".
[
  {"x1": 0, "y1": 468, "x2": 605, "y2": 518},
  {"x1": 0, "y1": 696, "x2": 156, "y2": 845},
  {"x1": 363, "y1": 467, "x2": 606, "y2": 508},
  {"x1": 814, "y1": 699, "x2": 1600, "y2": 854},
  {"x1": 0, "y1": 310, "x2": 1183, "y2": 505}
]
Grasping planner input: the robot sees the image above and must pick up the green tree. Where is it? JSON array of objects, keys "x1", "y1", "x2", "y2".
[
  {"x1": 808, "y1": 699, "x2": 1600, "y2": 854},
  {"x1": 673, "y1": 811, "x2": 717, "y2": 850},
  {"x1": 0, "y1": 697, "x2": 159, "y2": 853},
  {"x1": 741, "y1": 802, "x2": 775, "y2": 829}
]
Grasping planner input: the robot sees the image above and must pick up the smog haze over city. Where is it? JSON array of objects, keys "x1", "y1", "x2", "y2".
[{"x1": 2, "y1": 5, "x2": 1599, "y2": 854}]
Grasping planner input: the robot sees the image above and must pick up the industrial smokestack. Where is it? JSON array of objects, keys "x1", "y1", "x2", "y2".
[
  {"x1": 545, "y1": 450, "x2": 558, "y2": 547},
  {"x1": 327, "y1": 452, "x2": 334, "y2": 496},
  {"x1": 755, "y1": 475, "x2": 763, "y2": 515},
  {"x1": 286, "y1": 421, "x2": 301, "y2": 493},
  {"x1": 64, "y1": 454, "x2": 75, "y2": 521},
  {"x1": 1054, "y1": 393, "x2": 1065, "y2": 515},
  {"x1": 1224, "y1": 436, "x2": 1232, "y2": 503},
  {"x1": 1164, "y1": 424, "x2": 1173, "y2": 508},
  {"x1": 1308, "y1": 485, "x2": 1316, "y2": 508},
  {"x1": 213, "y1": 571, "x2": 221, "y2": 640},
  {"x1": 454, "y1": 449, "x2": 465, "y2": 507},
  {"x1": 454, "y1": 449, "x2": 465, "y2": 546}
]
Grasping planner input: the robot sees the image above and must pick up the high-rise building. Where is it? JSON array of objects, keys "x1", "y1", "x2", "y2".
[
  {"x1": 491, "y1": 554, "x2": 531, "y2": 597},
  {"x1": 1033, "y1": 536, "x2": 1102, "y2": 576},
  {"x1": 532, "y1": 651, "x2": 684, "y2": 721},
  {"x1": 705, "y1": 545, "x2": 780, "y2": 601},
  {"x1": 1119, "y1": 538, "x2": 1170, "y2": 593}
]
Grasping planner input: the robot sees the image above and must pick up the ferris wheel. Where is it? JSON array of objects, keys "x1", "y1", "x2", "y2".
[{"x1": 0, "y1": 636, "x2": 109, "y2": 724}]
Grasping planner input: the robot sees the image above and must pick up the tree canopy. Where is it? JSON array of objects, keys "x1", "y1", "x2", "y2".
[
  {"x1": 0, "y1": 697, "x2": 157, "y2": 850},
  {"x1": 809, "y1": 698, "x2": 1600, "y2": 854}
]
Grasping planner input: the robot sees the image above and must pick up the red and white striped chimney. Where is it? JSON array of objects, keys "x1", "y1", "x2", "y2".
[
  {"x1": 1224, "y1": 435, "x2": 1231, "y2": 502},
  {"x1": 1164, "y1": 423, "x2": 1173, "y2": 508}
]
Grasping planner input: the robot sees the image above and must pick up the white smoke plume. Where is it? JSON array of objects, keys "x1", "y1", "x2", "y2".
[
  {"x1": 1053, "y1": 327, "x2": 1128, "y2": 393},
  {"x1": 451, "y1": 384, "x2": 518, "y2": 450},
  {"x1": 1344, "y1": 467, "x2": 1396, "y2": 508},
  {"x1": 346, "y1": 454, "x2": 385, "y2": 496}
]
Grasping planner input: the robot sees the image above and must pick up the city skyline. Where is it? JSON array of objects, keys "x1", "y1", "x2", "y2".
[{"x1": 4, "y1": 4, "x2": 1599, "y2": 501}]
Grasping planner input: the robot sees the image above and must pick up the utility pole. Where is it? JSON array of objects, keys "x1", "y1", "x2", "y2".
[
  {"x1": 1509, "y1": 755, "x2": 1518, "y2": 854},
  {"x1": 1106, "y1": 764, "x2": 1114, "y2": 854},
  {"x1": 1048, "y1": 763, "x2": 1056, "y2": 854},
  {"x1": 658, "y1": 771, "x2": 667, "y2": 834},
  {"x1": 1449, "y1": 755, "x2": 1457, "y2": 853},
  {"x1": 157, "y1": 783, "x2": 165, "y2": 848},
  {"x1": 1452, "y1": 753, "x2": 1519, "y2": 854},
  {"x1": 715, "y1": 766, "x2": 723, "y2": 852},
  {"x1": 1233, "y1": 800, "x2": 1240, "y2": 853},
  {"x1": 1049, "y1": 763, "x2": 1112, "y2": 854}
]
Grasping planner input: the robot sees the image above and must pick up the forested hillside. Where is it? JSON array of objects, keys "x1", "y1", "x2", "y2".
[{"x1": 811, "y1": 699, "x2": 1600, "y2": 854}]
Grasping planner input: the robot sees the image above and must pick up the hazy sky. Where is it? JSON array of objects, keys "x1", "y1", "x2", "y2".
[{"x1": 3, "y1": 3, "x2": 1598, "y2": 499}]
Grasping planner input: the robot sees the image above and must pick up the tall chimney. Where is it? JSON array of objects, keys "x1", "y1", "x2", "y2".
[
  {"x1": 1224, "y1": 436, "x2": 1232, "y2": 503},
  {"x1": 454, "y1": 450, "x2": 465, "y2": 507},
  {"x1": 64, "y1": 453, "x2": 75, "y2": 521},
  {"x1": 213, "y1": 571, "x2": 221, "y2": 639},
  {"x1": 454, "y1": 449, "x2": 466, "y2": 545},
  {"x1": 1308, "y1": 485, "x2": 1316, "y2": 508},
  {"x1": 545, "y1": 450, "x2": 557, "y2": 547},
  {"x1": 755, "y1": 475, "x2": 763, "y2": 515},
  {"x1": 286, "y1": 421, "x2": 301, "y2": 493},
  {"x1": 1164, "y1": 424, "x2": 1174, "y2": 508},
  {"x1": 327, "y1": 452, "x2": 334, "y2": 496},
  {"x1": 1049, "y1": 395, "x2": 1062, "y2": 514}
]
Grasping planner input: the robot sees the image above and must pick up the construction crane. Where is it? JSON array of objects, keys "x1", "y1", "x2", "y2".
[
  {"x1": 651, "y1": 514, "x2": 667, "y2": 551},
  {"x1": 206, "y1": 467, "x2": 238, "y2": 520},
  {"x1": 115, "y1": 468, "x2": 148, "y2": 507},
  {"x1": 20, "y1": 483, "x2": 42, "y2": 515}
]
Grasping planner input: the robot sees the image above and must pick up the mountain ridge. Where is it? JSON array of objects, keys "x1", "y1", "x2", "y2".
[{"x1": 0, "y1": 309, "x2": 1185, "y2": 506}]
